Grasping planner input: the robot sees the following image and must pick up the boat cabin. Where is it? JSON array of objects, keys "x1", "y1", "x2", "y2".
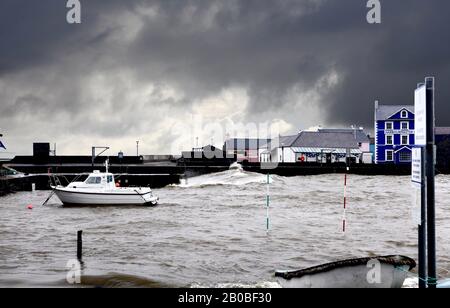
[{"x1": 68, "y1": 170, "x2": 116, "y2": 190}]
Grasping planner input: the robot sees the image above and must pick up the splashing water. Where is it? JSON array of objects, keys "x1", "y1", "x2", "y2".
[{"x1": 177, "y1": 166, "x2": 276, "y2": 188}]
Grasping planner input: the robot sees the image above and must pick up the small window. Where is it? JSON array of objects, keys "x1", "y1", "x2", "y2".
[
  {"x1": 386, "y1": 135, "x2": 393, "y2": 145},
  {"x1": 86, "y1": 177, "x2": 101, "y2": 184},
  {"x1": 401, "y1": 135, "x2": 409, "y2": 145},
  {"x1": 386, "y1": 150, "x2": 394, "y2": 161},
  {"x1": 385, "y1": 122, "x2": 393, "y2": 130},
  {"x1": 107, "y1": 175, "x2": 113, "y2": 183},
  {"x1": 399, "y1": 151, "x2": 412, "y2": 162},
  {"x1": 401, "y1": 122, "x2": 409, "y2": 130},
  {"x1": 401, "y1": 110, "x2": 408, "y2": 118}
]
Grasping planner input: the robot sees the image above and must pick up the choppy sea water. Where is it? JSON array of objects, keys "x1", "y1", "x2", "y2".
[{"x1": 0, "y1": 168, "x2": 449, "y2": 288}]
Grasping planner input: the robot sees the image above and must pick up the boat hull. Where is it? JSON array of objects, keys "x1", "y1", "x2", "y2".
[
  {"x1": 275, "y1": 255, "x2": 415, "y2": 288},
  {"x1": 277, "y1": 263, "x2": 409, "y2": 288},
  {"x1": 54, "y1": 188, "x2": 158, "y2": 207}
]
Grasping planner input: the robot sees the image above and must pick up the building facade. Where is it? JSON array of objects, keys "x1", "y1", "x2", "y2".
[
  {"x1": 270, "y1": 131, "x2": 362, "y2": 164},
  {"x1": 318, "y1": 128, "x2": 372, "y2": 163},
  {"x1": 374, "y1": 101, "x2": 415, "y2": 164}
]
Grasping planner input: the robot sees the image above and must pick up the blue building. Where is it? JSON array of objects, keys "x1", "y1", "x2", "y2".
[{"x1": 374, "y1": 101, "x2": 415, "y2": 164}]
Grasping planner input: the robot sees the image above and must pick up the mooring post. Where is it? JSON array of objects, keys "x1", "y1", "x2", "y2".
[
  {"x1": 77, "y1": 230, "x2": 83, "y2": 261},
  {"x1": 425, "y1": 77, "x2": 436, "y2": 288}
]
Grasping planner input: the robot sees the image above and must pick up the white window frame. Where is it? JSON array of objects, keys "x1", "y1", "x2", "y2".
[
  {"x1": 401, "y1": 110, "x2": 408, "y2": 118},
  {"x1": 385, "y1": 135, "x2": 394, "y2": 145},
  {"x1": 385, "y1": 121, "x2": 394, "y2": 130},
  {"x1": 400, "y1": 121, "x2": 409, "y2": 130},
  {"x1": 401, "y1": 135, "x2": 409, "y2": 145},
  {"x1": 385, "y1": 150, "x2": 394, "y2": 162},
  {"x1": 399, "y1": 151, "x2": 412, "y2": 162}
]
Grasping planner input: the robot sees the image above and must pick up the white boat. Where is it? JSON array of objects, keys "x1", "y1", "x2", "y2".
[
  {"x1": 53, "y1": 169, "x2": 158, "y2": 207},
  {"x1": 275, "y1": 255, "x2": 416, "y2": 288}
]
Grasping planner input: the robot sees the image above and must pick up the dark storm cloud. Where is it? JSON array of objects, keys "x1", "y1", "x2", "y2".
[
  {"x1": 1, "y1": 0, "x2": 450, "y2": 154},
  {"x1": 319, "y1": 1, "x2": 450, "y2": 127}
]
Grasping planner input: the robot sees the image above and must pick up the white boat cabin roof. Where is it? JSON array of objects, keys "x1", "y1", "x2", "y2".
[{"x1": 85, "y1": 170, "x2": 115, "y2": 184}]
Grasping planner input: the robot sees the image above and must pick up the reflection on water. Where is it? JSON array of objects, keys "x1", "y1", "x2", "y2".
[{"x1": 1, "y1": 169, "x2": 449, "y2": 287}]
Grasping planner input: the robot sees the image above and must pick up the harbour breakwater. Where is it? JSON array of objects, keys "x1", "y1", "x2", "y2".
[{"x1": 1, "y1": 155, "x2": 450, "y2": 194}]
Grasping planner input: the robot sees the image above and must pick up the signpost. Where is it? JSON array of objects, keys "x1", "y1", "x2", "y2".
[
  {"x1": 425, "y1": 77, "x2": 436, "y2": 288},
  {"x1": 411, "y1": 148, "x2": 422, "y2": 186},
  {"x1": 413, "y1": 77, "x2": 436, "y2": 288},
  {"x1": 415, "y1": 85, "x2": 427, "y2": 146},
  {"x1": 412, "y1": 147, "x2": 426, "y2": 288}
]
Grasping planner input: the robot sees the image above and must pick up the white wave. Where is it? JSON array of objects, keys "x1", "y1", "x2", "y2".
[{"x1": 177, "y1": 168, "x2": 274, "y2": 188}]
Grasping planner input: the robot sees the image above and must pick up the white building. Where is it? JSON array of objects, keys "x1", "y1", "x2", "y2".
[
  {"x1": 318, "y1": 128, "x2": 372, "y2": 163},
  {"x1": 269, "y1": 131, "x2": 363, "y2": 164}
]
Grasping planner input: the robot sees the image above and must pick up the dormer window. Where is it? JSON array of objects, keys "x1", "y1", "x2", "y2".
[{"x1": 401, "y1": 110, "x2": 408, "y2": 118}]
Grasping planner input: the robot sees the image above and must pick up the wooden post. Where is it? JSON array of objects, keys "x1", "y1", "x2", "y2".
[{"x1": 77, "y1": 230, "x2": 83, "y2": 261}]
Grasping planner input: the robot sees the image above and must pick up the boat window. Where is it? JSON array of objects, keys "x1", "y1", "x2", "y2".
[
  {"x1": 86, "y1": 177, "x2": 102, "y2": 184},
  {"x1": 107, "y1": 175, "x2": 113, "y2": 183}
]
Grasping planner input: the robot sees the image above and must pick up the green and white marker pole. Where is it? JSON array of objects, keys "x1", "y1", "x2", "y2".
[{"x1": 266, "y1": 173, "x2": 270, "y2": 233}]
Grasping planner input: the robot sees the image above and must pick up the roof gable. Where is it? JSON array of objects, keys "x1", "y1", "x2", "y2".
[
  {"x1": 386, "y1": 108, "x2": 414, "y2": 120},
  {"x1": 376, "y1": 105, "x2": 414, "y2": 120},
  {"x1": 394, "y1": 146, "x2": 412, "y2": 153}
]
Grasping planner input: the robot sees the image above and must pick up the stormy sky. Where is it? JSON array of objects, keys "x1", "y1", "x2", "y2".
[{"x1": 1, "y1": 0, "x2": 450, "y2": 155}]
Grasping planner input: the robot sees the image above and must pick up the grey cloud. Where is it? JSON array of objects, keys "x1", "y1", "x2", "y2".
[{"x1": 1, "y1": 0, "x2": 450, "y2": 154}]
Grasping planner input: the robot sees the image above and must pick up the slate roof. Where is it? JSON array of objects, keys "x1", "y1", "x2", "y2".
[
  {"x1": 290, "y1": 131, "x2": 360, "y2": 149},
  {"x1": 375, "y1": 105, "x2": 414, "y2": 120},
  {"x1": 318, "y1": 128, "x2": 370, "y2": 143}
]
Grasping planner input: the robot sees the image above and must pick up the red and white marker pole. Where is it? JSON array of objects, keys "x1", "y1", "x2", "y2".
[{"x1": 343, "y1": 173, "x2": 347, "y2": 233}]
